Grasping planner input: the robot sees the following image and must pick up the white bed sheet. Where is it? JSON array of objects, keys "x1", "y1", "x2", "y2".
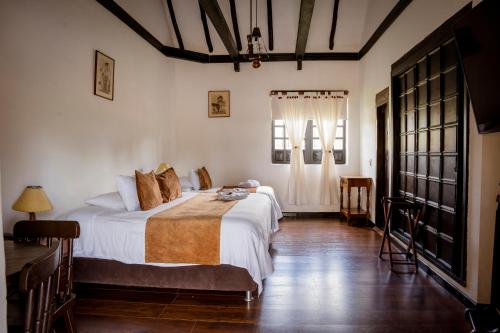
[
  {"x1": 62, "y1": 192, "x2": 274, "y2": 293},
  {"x1": 190, "y1": 185, "x2": 283, "y2": 232}
]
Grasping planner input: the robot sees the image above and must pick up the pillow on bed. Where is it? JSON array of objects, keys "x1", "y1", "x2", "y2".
[
  {"x1": 135, "y1": 170, "x2": 163, "y2": 210},
  {"x1": 189, "y1": 169, "x2": 201, "y2": 190},
  {"x1": 85, "y1": 192, "x2": 126, "y2": 210},
  {"x1": 115, "y1": 175, "x2": 140, "y2": 211},
  {"x1": 179, "y1": 176, "x2": 193, "y2": 191},
  {"x1": 156, "y1": 168, "x2": 182, "y2": 203},
  {"x1": 197, "y1": 166, "x2": 212, "y2": 190}
]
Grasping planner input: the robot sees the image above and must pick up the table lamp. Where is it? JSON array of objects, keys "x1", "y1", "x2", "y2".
[
  {"x1": 12, "y1": 186, "x2": 53, "y2": 220},
  {"x1": 156, "y1": 162, "x2": 171, "y2": 173}
]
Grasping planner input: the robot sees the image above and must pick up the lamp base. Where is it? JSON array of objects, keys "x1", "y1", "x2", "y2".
[{"x1": 29, "y1": 212, "x2": 36, "y2": 221}]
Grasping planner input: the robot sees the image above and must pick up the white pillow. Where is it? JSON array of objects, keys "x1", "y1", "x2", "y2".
[
  {"x1": 179, "y1": 176, "x2": 193, "y2": 191},
  {"x1": 189, "y1": 169, "x2": 201, "y2": 190},
  {"x1": 85, "y1": 192, "x2": 126, "y2": 210},
  {"x1": 115, "y1": 175, "x2": 140, "y2": 211}
]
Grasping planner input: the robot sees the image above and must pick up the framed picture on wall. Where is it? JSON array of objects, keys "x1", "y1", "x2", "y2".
[
  {"x1": 94, "y1": 50, "x2": 115, "y2": 100},
  {"x1": 208, "y1": 90, "x2": 230, "y2": 118}
]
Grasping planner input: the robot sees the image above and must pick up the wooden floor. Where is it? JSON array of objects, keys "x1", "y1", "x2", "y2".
[{"x1": 73, "y1": 218, "x2": 469, "y2": 332}]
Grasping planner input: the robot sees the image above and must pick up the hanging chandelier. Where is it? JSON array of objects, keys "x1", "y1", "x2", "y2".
[{"x1": 246, "y1": 0, "x2": 269, "y2": 69}]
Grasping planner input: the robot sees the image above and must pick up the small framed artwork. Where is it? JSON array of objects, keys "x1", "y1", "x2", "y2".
[
  {"x1": 94, "y1": 50, "x2": 115, "y2": 100},
  {"x1": 208, "y1": 90, "x2": 230, "y2": 118}
]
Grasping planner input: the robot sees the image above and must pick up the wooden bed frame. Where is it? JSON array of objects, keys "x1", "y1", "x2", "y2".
[{"x1": 73, "y1": 258, "x2": 258, "y2": 301}]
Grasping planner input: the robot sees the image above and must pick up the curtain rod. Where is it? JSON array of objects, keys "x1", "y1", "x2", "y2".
[{"x1": 270, "y1": 90, "x2": 348, "y2": 96}]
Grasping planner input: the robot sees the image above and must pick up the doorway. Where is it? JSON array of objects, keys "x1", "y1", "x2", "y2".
[{"x1": 375, "y1": 87, "x2": 390, "y2": 229}]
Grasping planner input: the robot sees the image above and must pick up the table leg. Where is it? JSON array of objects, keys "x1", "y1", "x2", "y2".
[
  {"x1": 340, "y1": 184, "x2": 344, "y2": 221},
  {"x1": 347, "y1": 187, "x2": 351, "y2": 225},
  {"x1": 366, "y1": 186, "x2": 371, "y2": 225}
]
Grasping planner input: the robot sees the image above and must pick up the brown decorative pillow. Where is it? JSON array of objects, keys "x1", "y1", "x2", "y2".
[
  {"x1": 198, "y1": 166, "x2": 212, "y2": 190},
  {"x1": 135, "y1": 170, "x2": 163, "y2": 210},
  {"x1": 156, "y1": 168, "x2": 182, "y2": 203}
]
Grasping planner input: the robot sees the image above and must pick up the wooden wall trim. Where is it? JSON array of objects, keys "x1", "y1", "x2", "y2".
[{"x1": 375, "y1": 87, "x2": 389, "y2": 107}]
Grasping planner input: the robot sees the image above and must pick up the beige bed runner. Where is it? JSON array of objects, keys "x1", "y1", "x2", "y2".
[
  {"x1": 145, "y1": 193, "x2": 237, "y2": 265},
  {"x1": 218, "y1": 186, "x2": 257, "y2": 193}
]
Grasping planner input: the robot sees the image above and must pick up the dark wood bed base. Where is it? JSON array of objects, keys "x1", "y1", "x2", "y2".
[{"x1": 74, "y1": 258, "x2": 258, "y2": 299}]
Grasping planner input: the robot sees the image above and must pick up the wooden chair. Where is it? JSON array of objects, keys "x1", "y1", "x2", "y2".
[
  {"x1": 8, "y1": 240, "x2": 60, "y2": 333},
  {"x1": 13, "y1": 220, "x2": 81, "y2": 333}
]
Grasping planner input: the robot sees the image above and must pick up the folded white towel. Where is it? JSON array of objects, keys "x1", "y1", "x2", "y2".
[
  {"x1": 239, "y1": 179, "x2": 261, "y2": 188},
  {"x1": 217, "y1": 189, "x2": 249, "y2": 201}
]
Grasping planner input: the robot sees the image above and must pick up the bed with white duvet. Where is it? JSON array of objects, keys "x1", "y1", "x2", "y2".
[{"x1": 62, "y1": 191, "x2": 275, "y2": 293}]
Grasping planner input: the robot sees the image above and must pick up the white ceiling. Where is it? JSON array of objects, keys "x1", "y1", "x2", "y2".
[{"x1": 115, "y1": 0, "x2": 398, "y2": 55}]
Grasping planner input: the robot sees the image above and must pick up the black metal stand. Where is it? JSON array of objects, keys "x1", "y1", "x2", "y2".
[{"x1": 378, "y1": 197, "x2": 422, "y2": 273}]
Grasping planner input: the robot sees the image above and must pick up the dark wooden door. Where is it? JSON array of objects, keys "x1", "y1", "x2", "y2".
[
  {"x1": 391, "y1": 36, "x2": 468, "y2": 283},
  {"x1": 375, "y1": 95, "x2": 390, "y2": 229}
]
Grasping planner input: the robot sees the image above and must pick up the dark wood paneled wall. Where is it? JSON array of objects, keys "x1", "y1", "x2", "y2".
[{"x1": 390, "y1": 4, "x2": 472, "y2": 283}]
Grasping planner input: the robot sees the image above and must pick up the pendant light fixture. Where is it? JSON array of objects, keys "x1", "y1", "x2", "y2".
[{"x1": 246, "y1": 0, "x2": 269, "y2": 68}]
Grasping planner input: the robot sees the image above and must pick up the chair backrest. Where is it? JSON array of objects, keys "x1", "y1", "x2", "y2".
[
  {"x1": 13, "y1": 220, "x2": 80, "y2": 302},
  {"x1": 18, "y1": 240, "x2": 60, "y2": 333}
]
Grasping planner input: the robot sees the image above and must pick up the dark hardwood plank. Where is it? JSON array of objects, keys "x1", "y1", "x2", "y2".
[
  {"x1": 193, "y1": 321, "x2": 255, "y2": 333},
  {"x1": 159, "y1": 304, "x2": 259, "y2": 323},
  {"x1": 173, "y1": 293, "x2": 257, "y2": 307},
  {"x1": 295, "y1": 0, "x2": 315, "y2": 70},
  {"x1": 76, "y1": 314, "x2": 195, "y2": 333},
  {"x1": 75, "y1": 218, "x2": 469, "y2": 332},
  {"x1": 329, "y1": 0, "x2": 340, "y2": 50},
  {"x1": 75, "y1": 299, "x2": 166, "y2": 318}
]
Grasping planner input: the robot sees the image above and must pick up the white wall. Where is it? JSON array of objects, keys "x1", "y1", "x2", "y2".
[
  {"x1": 172, "y1": 60, "x2": 361, "y2": 212},
  {"x1": 358, "y1": 0, "x2": 500, "y2": 303},
  {"x1": 0, "y1": 0, "x2": 176, "y2": 231}
]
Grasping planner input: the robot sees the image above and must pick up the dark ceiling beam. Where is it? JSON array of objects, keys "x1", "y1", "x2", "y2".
[
  {"x1": 267, "y1": 0, "x2": 274, "y2": 51},
  {"x1": 329, "y1": 0, "x2": 340, "y2": 50},
  {"x1": 96, "y1": 0, "x2": 208, "y2": 63},
  {"x1": 295, "y1": 0, "x2": 315, "y2": 70},
  {"x1": 198, "y1": 0, "x2": 240, "y2": 71},
  {"x1": 208, "y1": 52, "x2": 358, "y2": 63},
  {"x1": 229, "y1": 0, "x2": 242, "y2": 51},
  {"x1": 96, "y1": 0, "x2": 163, "y2": 51},
  {"x1": 359, "y1": 0, "x2": 412, "y2": 58},
  {"x1": 166, "y1": 0, "x2": 184, "y2": 50},
  {"x1": 198, "y1": 3, "x2": 213, "y2": 53},
  {"x1": 163, "y1": 46, "x2": 208, "y2": 62}
]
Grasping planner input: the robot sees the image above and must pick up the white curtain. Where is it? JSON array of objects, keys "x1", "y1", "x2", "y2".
[
  {"x1": 313, "y1": 94, "x2": 347, "y2": 205},
  {"x1": 271, "y1": 94, "x2": 308, "y2": 205},
  {"x1": 270, "y1": 92, "x2": 347, "y2": 206}
]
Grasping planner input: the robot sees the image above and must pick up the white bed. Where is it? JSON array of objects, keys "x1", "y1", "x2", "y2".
[{"x1": 62, "y1": 192, "x2": 275, "y2": 293}]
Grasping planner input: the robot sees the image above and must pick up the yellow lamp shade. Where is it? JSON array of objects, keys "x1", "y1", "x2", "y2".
[
  {"x1": 156, "y1": 162, "x2": 171, "y2": 173},
  {"x1": 12, "y1": 186, "x2": 53, "y2": 213}
]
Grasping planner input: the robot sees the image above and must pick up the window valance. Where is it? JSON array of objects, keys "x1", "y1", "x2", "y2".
[{"x1": 270, "y1": 91, "x2": 348, "y2": 120}]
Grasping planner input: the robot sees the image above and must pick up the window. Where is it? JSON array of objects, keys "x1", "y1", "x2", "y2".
[{"x1": 272, "y1": 119, "x2": 346, "y2": 164}]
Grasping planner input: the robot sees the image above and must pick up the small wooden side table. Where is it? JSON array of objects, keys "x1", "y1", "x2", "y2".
[{"x1": 340, "y1": 176, "x2": 372, "y2": 225}]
